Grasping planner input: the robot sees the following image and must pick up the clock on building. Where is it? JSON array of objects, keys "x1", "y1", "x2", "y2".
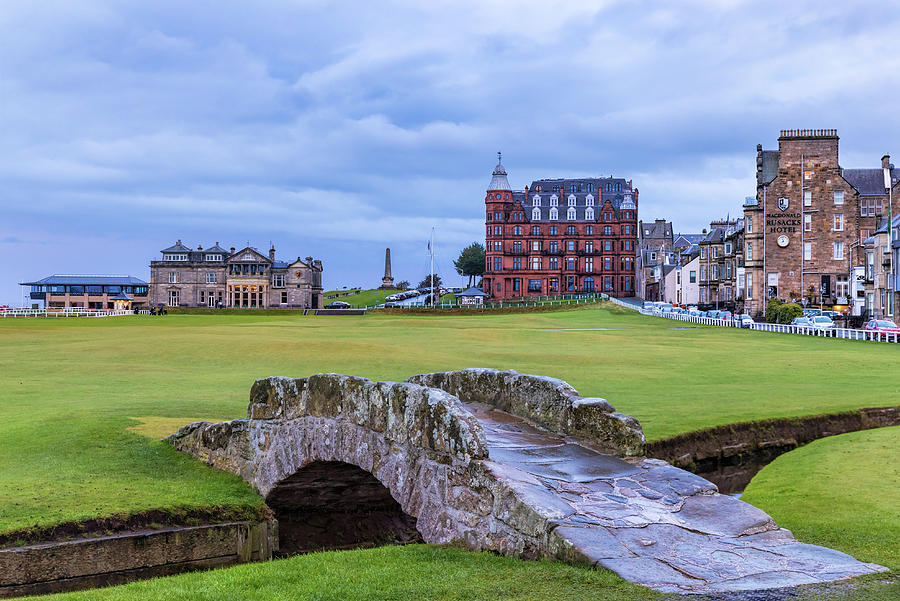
[{"x1": 776, "y1": 235, "x2": 789, "y2": 248}]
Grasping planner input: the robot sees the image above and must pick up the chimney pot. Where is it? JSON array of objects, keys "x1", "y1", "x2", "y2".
[{"x1": 882, "y1": 155, "x2": 891, "y2": 170}]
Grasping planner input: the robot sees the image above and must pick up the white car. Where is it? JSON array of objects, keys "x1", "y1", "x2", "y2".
[
  {"x1": 808, "y1": 316, "x2": 835, "y2": 330},
  {"x1": 735, "y1": 314, "x2": 754, "y2": 327}
]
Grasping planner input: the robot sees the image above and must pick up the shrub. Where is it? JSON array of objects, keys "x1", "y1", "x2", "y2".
[
  {"x1": 765, "y1": 299, "x2": 783, "y2": 323},
  {"x1": 776, "y1": 302, "x2": 803, "y2": 324}
]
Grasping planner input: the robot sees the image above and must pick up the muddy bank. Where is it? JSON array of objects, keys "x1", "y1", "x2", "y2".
[{"x1": 647, "y1": 406, "x2": 900, "y2": 494}]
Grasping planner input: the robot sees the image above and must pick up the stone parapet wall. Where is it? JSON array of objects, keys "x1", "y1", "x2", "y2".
[{"x1": 407, "y1": 369, "x2": 644, "y2": 456}]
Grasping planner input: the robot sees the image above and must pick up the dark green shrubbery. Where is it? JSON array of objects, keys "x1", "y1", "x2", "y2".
[
  {"x1": 776, "y1": 302, "x2": 804, "y2": 324},
  {"x1": 765, "y1": 299, "x2": 783, "y2": 323}
]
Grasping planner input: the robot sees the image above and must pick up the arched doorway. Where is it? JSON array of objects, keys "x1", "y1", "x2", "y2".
[{"x1": 265, "y1": 461, "x2": 423, "y2": 555}]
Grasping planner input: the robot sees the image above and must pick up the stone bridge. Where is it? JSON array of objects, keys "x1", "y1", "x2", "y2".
[{"x1": 168, "y1": 369, "x2": 885, "y2": 594}]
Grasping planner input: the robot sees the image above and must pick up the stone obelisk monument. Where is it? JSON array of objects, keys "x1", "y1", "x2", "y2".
[{"x1": 380, "y1": 248, "x2": 395, "y2": 289}]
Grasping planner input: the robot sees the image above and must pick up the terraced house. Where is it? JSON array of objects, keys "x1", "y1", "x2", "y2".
[
  {"x1": 149, "y1": 241, "x2": 324, "y2": 309},
  {"x1": 482, "y1": 156, "x2": 638, "y2": 300},
  {"x1": 698, "y1": 218, "x2": 745, "y2": 310},
  {"x1": 744, "y1": 129, "x2": 900, "y2": 317}
]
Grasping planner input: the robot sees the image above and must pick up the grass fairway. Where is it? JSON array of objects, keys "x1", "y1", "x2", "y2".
[
  {"x1": 1, "y1": 304, "x2": 899, "y2": 536},
  {"x1": 29, "y1": 545, "x2": 661, "y2": 601},
  {"x1": 742, "y1": 426, "x2": 900, "y2": 571}
]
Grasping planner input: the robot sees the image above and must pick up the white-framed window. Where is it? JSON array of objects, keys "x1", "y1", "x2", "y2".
[
  {"x1": 712, "y1": 264, "x2": 719, "y2": 279},
  {"x1": 585, "y1": 207, "x2": 594, "y2": 220},
  {"x1": 700, "y1": 265, "x2": 707, "y2": 281},
  {"x1": 205, "y1": 254, "x2": 222, "y2": 261},
  {"x1": 549, "y1": 207, "x2": 558, "y2": 220},
  {"x1": 531, "y1": 257, "x2": 541, "y2": 270},
  {"x1": 550, "y1": 195, "x2": 558, "y2": 206},
  {"x1": 273, "y1": 274, "x2": 285, "y2": 287},
  {"x1": 167, "y1": 290, "x2": 179, "y2": 306},
  {"x1": 567, "y1": 207, "x2": 576, "y2": 220},
  {"x1": 803, "y1": 242, "x2": 811, "y2": 261},
  {"x1": 746, "y1": 242, "x2": 752, "y2": 260},
  {"x1": 567, "y1": 194, "x2": 576, "y2": 206},
  {"x1": 833, "y1": 213, "x2": 844, "y2": 231},
  {"x1": 836, "y1": 275, "x2": 850, "y2": 299},
  {"x1": 804, "y1": 191, "x2": 812, "y2": 206},
  {"x1": 205, "y1": 272, "x2": 217, "y2": 284},
  {"x1": 747, "y1": 217, "x2": 752, "y2": 233},
  {"x1": 494, "y1": 241, "x2": 502, "y2": 251},
  {"x1": 585, "y1": 194, "x2": 594, "y2": 206},
  {"x1": 531, "y1": 240, "x2": 540, "y2": 251},
  {"x1": 164, "y1": 254, "x2": 187, "y2": 261},
  {"x1": 746, "y1": 272, "x2": 753, "y2": 299},
  {"x1": 833, "y1": 241, "x2": 844, "y2": 260},
  {"x1": 725, "y1": 242, "x2": 732, "y2": 254},
  {"x1": 168, "y1": 272, "x2": 178, "y2": 283},
  {"x1": 533, "y1": 195, "x2": 541, "y2": 206},
  {"x1": 532, "y1": 207, "x2": 541, "y2": 220},
  {"x1": 700, "y1": 247, "x2": 706, "y2": 259},
  {"x1": 804, "y1": 214, "x2": 812, "y2": 231},
  {"x1": 804, "y1": 170, "x2": 813, "y2": 180},
  {"x1": 714, "y1": 247, "x2": 720, "y2": 258},
  {"x1": 834, "y1": 190, "x2": 844, "y2": 205}
]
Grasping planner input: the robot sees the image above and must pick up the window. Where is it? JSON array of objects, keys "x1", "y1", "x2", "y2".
[
  {"x1": 86, "y1": 285, "x2": 102, "y2": 295},
  {"x1": 603, "y1": 276, "x2": 613, "y2": 291},
  {"x1": 586, "y1": 225, "x2": 593, "y2": 235},
  {"x1": 168, "y1": 272, "x2": 178, "y2": 283},
  {"x1": 532, "y1": 207, "x2": 541, "y2": 220},
  {"x1": 167, "y1": 290, "x2": 179, "y2": 307},
  {"x1": 493, "y1": 225, "x2": 501, "y2": 235},
  {"x1": 604, "y1": 240, "x2": 613, "y2": 251},
  {"x1": 531, "y1": 226, "x2": 540, "y2": 235},
  {"x1": 714, "y1": 247, "x2": 720, "y2": 258},
  {"x1": 513, "y1": 257, "x2": 522, "y2": 270},
  {"x1": 603, "y1": 256, "x2": 612, "y2": 271},
  {"x1": 583, "y1": 277, "x2": 594, "y2": 292},
  {"x1": 804, "y1": 191, "x2": 812, "y2": 206},
  {"x1": 549, "y1": 257, "x2": 558, "y2": 269},
  {"x1": 567, "y1": 207, "x2": 576, "y2": 220},
  {"x1": 550, "y1": 195, "x2": 558, "y2": 206},
  {"x1": 164, "y1": 254, "x2": 188, "y2": 261},
  {"x1": 531, "y1": 257, "x2": 541, "y2": 270},
  {"x1": 861, "y1": 197, "x2": 882, "y2": 217},
  {"x1": 585, "y1": 195, "x2": 594, "y2": 206},
  {"x1": 689, "y1": 270, "x2": 696, "y2": 283},
  {"x1": 585, "y1": 207, "x2": 594, "y2": 220},
  {"x1": 531, "y1": 240, "x2": 540, "y2": 251},
  {"x1": 549, "y1": 208, "x2": 558, "y2": 220},
  {"x1": 199, "y1": 290, "x2": 205, "y2": 304},
  {"x1": 833, "y1": 241, "x2": 844, "y2": 260},
  {"x1": 205, "y1": 272, "x2": 217, "y2": 284},
  {"x1": 566, "y1": 257, "x2": 576, "y2": 270},
  {"x1": 549, "y1": 278, "x2": 559, "y2": 291},
  {"x1": 533, "y1": 195, "x2": 541, "y2": 206},
  {"x1": 700, "y1": 247, "x2": 706, "y2": 259},
  {"x1": 514, "y1": 226, "x2": 522, "y2": 235},
  {"x1": 585, "y1": 257, "x2": 594, "y2": 272},
  {"x1": 549, "y1": 226, "x2": 557, "y2": 236},
  {"x1": 804, "y1": 214, "x2": 812, "y2": 231},
  {"x1": 833, "y1": 213, "x2": 844, "y2": 231},
  {"x1": 585, "y1": 241, "x2": 594, "y2": 253},
  {"x1": 836, "y1": 275, "x2": 850, "y2": 299},
  {"x1": 700, "y1": 266, "x2": 707, "y2": 281},
  {"x1": 712, "y1": 265, "x2": 719, "y2": 279},
  {"x1": 834, "y1": 191, "x2": 844, "y2": 205},
  {"x1": 513, "y1": 278, "x2": 521, "y2": 292},
  {"x1": 205, "y1": 254, "x2": 222, "y2": 262},
  {"x1": 746, "y1": 273, "x2": 753, "y2": 299},
  {"x1": 513, "y1": 241, "x2": 522, "y2": 253},
  {"x1": 528, "y1": 279, "x2": 541, "y2": 292},
  {"x1": 804, "y1": 170, "x2": 813, "y2": 180},
  {"x1": 747, "y1": 217, "x2": 753, "y2": 233},
  {"x1": 725, "y1": 242, "x2": 732, "y2": 254},
  {"x1": 493, "y1": 257, "x2": 502, "y2": 271},
  {"x1": 567, "y1": 240, "x2": 576, "y2": 251},
  {"x1": 746, "y1": 242, "x2": 752, "y2": 260},
  {"x1": 622, "y1": 240, "x2": 632, "y2": 251},
  {"x1": 273, "y1": 274, "x2": 285, "y2": 287},
  {"x1": 495, "y1": 212, "x2": 502, "y2": 220},
  {"x1": 281, "y1": 291, "x2": 288, "y2": 304},
  {"x1": 568, "y1": 194, "x2": 577, "y2": 206},
  {"x1": 567, "y1": 226, "x2": 576, "y2": 235},
  {"x1": 700, "y1": 288, "x2": 707, "y2": 302}
]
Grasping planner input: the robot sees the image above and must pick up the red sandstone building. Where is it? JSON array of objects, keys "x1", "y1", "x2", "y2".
[{"x1": 482, "y1": 156, "x2": 638, "y2": 300}]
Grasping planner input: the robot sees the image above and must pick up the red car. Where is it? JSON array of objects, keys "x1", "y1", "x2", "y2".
[{"x1": 863, "y1": 319, "x2": 900, "y2": 333}]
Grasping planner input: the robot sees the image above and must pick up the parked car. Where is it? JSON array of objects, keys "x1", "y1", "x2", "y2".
[
  {"x1": 802, "y1": 308, "x2": 823, "y2": 317},
  {"x1": 735, "y1": 314, "x2": 754, "y2": 328},
  {"x1": 863, "y1": 319, "x2": 900, "y2": 333},
  {"x1": 808, "y1": 316, "x2": 835, "y2": 330},
  {"x1": 790, "y1": 317, "x2": 812, "y2": 327},
  {"x1": 325, "y1": 301, "x2": 351, "y2": 309}
]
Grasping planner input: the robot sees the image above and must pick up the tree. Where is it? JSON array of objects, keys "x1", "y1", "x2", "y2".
[
  {"x1": 418, "y1": 274, "x2": 443, "y2": 289},
  {"x1": 396, "y1": 280, "x2": 410, "y2": 290},
  {"x1": 454, "y1": 242, "x2": 486, "y2": 288}
]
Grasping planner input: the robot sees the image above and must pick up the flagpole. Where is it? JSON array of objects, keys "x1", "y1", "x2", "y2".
[{"x1": 430, "y1": 227, "x2": 435, "y2": 305}]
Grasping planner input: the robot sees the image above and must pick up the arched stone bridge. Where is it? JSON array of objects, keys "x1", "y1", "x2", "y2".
[{"x1": 168, "y1": 369, "x2": 885, "y2": 594}]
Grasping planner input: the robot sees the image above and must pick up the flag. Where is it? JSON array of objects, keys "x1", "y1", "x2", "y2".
[{"x1": 427, "y1": 240, "x2": 431, "y2": 250}]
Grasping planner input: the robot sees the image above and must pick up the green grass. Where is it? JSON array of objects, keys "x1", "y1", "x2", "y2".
[
  {"x1": 742, "y1": 426, "x2": 900, "y2": 571},
  {"x1": 1, "y1": 305, "x2": 899, "y2": 536},
  {"x1": 28, "y1": 545, "x2": 662, "y2": 601},
  {"x1": 326, "y1": 288, "x2": 402, "y2": 307}
]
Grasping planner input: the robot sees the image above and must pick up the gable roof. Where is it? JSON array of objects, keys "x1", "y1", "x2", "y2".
[
  {"x1": 842, "y1": 168, "x2": 900, "y2": 195},
  {"x1": 228, "y1": 247, "x2": 271, "y2": 263},
  {"x1": 160, "y1": 240, "x2": 192, "y2": 253}
]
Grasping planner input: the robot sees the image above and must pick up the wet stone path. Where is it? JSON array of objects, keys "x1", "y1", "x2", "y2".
[{"x1": 462, "y1": 401, "x2": 887, "y2": 595}]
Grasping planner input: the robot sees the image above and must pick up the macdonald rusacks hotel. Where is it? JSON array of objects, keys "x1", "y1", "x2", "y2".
[{"x1": 482, "y1": 156, "x2": 638, "y2": 301}]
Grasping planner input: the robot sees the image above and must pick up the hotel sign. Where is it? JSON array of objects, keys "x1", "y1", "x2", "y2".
[{"x1": 767, "y1": 212, "x2": 800, "y2": 234}]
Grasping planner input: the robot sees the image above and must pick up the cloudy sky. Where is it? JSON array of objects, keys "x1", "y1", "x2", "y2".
[{"x1": 3, "y1": 0, "x2": 900, "y2": 304}]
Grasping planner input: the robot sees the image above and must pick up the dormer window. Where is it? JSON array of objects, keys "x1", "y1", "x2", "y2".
[
  {"x1": 533, "y1": 195, "x2": 541, "y2": 206},
  {"x1": 585, "y1": 207, "x2": 594, "y2": 220},
  {"x1": 532, "y1": 207, "x2": 541, "y2": 221},
  {"x1": 550, "y1": 195, "x2": 558, "y2": 206},
  {"x1": 163, "y1": 253, "x2": 187, "y2": 261},
  {"x1": 567, "y1": 207, "x2": 576, "y2": 220},
  {"x1": 549, "y1": 207, "x2": 558, "y2": 220},
  {"x1": 585, "y1": 194, "x2": 594, "y2": 206},
  {"x1": 567, "y1": 194, "x2": 576, "y2": 206},
  {"x1": 205, "y1": 254, "x2": 222, "y2": 261}
]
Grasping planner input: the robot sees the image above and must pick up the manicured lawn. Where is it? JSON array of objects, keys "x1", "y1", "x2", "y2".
[
  {"x1": 29, "y1": 545, "x2": 662, "y2": 601},
  {"x1": 1, "y1": 305, "x2": 898, "y2": 536},
  {"x1": 325, "y1": 288, "x2": 402, "y2": 307},
  {"x1": 742, "y1": 426, "x2": 900, "y2": 571}
]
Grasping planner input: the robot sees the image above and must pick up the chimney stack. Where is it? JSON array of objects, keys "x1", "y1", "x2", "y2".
[
  {"x1": 882, "y1": 155, "x2": 891, "y2": 170},
  {"x1": 230, "y1": 247, "x2": 235, "y2": 255},
  {"x1": 269, "y1": 245, "x2": 276, "y2": 262}
]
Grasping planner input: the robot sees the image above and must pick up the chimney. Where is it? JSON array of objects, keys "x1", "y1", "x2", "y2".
[
  {"x1": 269, "y1": 245, "x2": 276, "y2": 262},
  {"x1": 882, "y1": 155, "x2": 891, "y2": 170},
  {"x1": 230, "y1": 247, "x2": 235, "y2": 255},
  {"x1": 198, "y1": 245, "x2": 203, "y2": 251}
]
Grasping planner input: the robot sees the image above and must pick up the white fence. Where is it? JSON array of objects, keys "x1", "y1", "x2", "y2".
[
  {"x1": 1, "y1": 309, "x2": 144, "y2": 318},
  {"x1": 631, "y1": 305, "x2": 899, "y2": 344}
]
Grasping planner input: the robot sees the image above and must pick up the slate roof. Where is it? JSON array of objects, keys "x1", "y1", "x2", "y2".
[
  {"x1": 160, "y1": 240, "x2": 192, "y2": 253},
  {"x1": 459, "y1": 287, "x2": 488, "y2": 297},
  {"x1": 842, "y1": 168, "x2": 900, "y2": 195},
  {"x1": 674, "y1": 233, "x2": 702, "y2": 248},
  {"x1": 110, "y1": 292, "x2": 133, "y2": 301},
  {"x1": 488, "y1": 161, "x2": 512, "y2": 191},
  {"x1": 759, "y1": 151, "x2": 779, "y2": 185},
  {"x1": 640, "y1": 220, "x2": 673, "y2": 242},
  {"x1": 204, "y1": 243, "x2": 229, "y2": 253},
  {"x1": 21, "y1": 275, "x2": 148, "y2": 286},
  {"x1": 524, "y1": 177, "x2": 635, "y2": 221}
]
